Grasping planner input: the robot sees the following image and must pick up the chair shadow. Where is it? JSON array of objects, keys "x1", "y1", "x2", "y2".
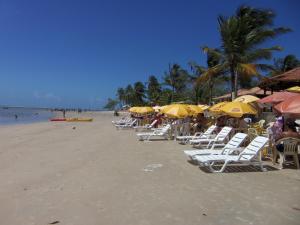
[
  {"x1": 197, "y1": 164, "x2": 279, "y2": 173},
  {"x1": 141, "y1": 139, "x2": 170, "y2": 142}
]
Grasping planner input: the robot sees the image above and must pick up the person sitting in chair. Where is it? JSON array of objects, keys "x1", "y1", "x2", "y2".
[{"x1": 275, "y1": 118, "x2": 300, "y2": 153}]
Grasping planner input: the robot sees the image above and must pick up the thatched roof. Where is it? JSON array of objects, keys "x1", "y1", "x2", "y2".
[
  {"x1": 259, "y1": 67, "x2": 300, "y2": 90},
  {"x1": 213, "y1": 87, "x2": 275, "y2": 100}
]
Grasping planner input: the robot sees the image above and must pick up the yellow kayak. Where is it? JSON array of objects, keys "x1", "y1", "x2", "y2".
[{"x1": 66, "y1": 118, "x2": 93, "y2": 122}]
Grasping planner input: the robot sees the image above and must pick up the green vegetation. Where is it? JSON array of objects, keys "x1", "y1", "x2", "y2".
[{"x1": 105, "y1": 5, "x2": 297, "y2": 108}]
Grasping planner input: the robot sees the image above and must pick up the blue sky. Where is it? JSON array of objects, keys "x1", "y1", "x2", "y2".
[{"x1": 0, "y1": 0, "x2": 299, "y2": 108}]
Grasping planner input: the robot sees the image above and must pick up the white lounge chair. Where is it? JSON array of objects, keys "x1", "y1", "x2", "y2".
[
  {"x1": 112, "y1": 117, "x2": 133, "y2": 125},
  {"x1": 134, "y1": 120, "x2": 158, "y2": 132},
  {"x1": 115, "y1": 119, "x2": 137, "y2": 129},
  {"x1": 190, "y1": 126, "x2": 233, "y2": 149},
  {"x1": 136, "y1": 124, "x2": 171, "y2": 141},
  {"x1": 194, "y1": 136, "x2": 269, "y2": 173},
  {"x1": 184, "y1": 133, "x2": 248, "y2": 160},
  {"x1": 176, "y1": 125, "x2": 217, "y2": 144}
]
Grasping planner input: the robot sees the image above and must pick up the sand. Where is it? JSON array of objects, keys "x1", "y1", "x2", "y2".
[{"x1": 0, "y1": 111, "x2": 299, "y2": 225}]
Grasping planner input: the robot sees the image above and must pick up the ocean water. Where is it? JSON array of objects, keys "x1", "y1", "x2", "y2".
[{"x1": 0, "y1": 107, "x2": 54, "y2": 126}]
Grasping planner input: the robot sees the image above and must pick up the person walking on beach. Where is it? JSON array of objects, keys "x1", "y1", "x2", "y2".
[{"x1": 63, "y1": 109, "x2": 66, "y2": 118}]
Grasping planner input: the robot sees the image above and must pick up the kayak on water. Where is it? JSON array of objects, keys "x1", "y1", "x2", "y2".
[
  {"x1": 66, "y1": 118, "x2": 93, "y2": 122},
  {"x1": 50, "y1": 118, "x2": 66, "y2": 121}
]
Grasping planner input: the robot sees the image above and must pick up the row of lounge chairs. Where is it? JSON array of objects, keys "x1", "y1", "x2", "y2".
[
  {"x1": 113, "y1": 117, "x2": 269, "y2": 173},
  {"x1": 180, "y1": 126, "x2": 268, "y2": 172}
]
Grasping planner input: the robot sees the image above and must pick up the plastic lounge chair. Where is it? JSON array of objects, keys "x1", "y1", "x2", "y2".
[
  {"x1": 194, "y1": 136, "x2": 269, "y2": 173},
  {"x1": 136, "y1": 124, "x2": 171, "y2": 141},
  {"x1": 176, "y1": 125, "x2": 217, "y2": 144},
  {"x1": 112, "y1": 117, "x2": 132, "y2": 125},
  {"x1": 184, "y1": 133, "x2": 248, "y2": 160},
  {"x1": 275, "y1": 137, "x2": 300, "y2": 169},
  {"x1": 134, "y1": 120, "x2": 158, "y2": 132},
  {"x1": 190, "y1": 126, "x2": 233, "y2": 148},
  {"x1": 115, "y1": 119, "x2": 137, "y2": 129}
]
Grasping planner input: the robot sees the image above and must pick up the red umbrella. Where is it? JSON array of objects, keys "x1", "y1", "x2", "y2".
[
  {"x1": 274, "y1": 95, "x2": 300, "y2": 116},
  {"x1": 258, "y1": 91, "x2": 300, "y2": 105}
]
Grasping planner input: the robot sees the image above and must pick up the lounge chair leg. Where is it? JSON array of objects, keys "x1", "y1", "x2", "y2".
[
  {"x1": 294, "y1": 154, "x2": 299, "y2": 169},
  {"x1": 259, "y1": 162, "x2": 267, "y2": 172},
  {"x1": 278, "y1": 152, "x2": 284, "y2": 169},
  {"x1": 208, "y1": 161, "x2": 228, "y2": 173}
]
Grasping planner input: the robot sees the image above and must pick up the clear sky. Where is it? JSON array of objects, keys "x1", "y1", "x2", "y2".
[{"x1": 0, "y1": 0, "x2": 299, "y2": 108}]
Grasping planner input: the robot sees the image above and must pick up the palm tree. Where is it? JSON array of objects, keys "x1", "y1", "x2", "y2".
[
  {"x1": 206, "y1": 5, "x2": 291, "y2": 99},
  {"x1": 163, "y1": 64, "x2": 189, "y2": 102},
  {"x1": 271, "y1": 54, "x2": 300, "y2": 76},
  {"x1": 124, "y1": 85, "x2": 134, "y2": 105},
  {"x1": 133, "y1": 82, "x2": 146, "y2": 106},
  {"x1": 147, "y1": 75, "x2": 161, "y2": 104},
  {"x1": 189, "y1": 48, "x2": 223, "y2": 105},
  {"x1": 116, "y1": 88, "x2": 125, "y2": 106}
]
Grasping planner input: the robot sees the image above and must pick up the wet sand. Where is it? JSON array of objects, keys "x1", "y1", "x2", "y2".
[{"x1": 0, "y1": 111, "x2": 299, "y2": 225}]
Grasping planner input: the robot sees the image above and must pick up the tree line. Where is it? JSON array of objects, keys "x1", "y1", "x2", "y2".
[{"x1": 105, "y1": 5, "x2": 300, "y2": 110}]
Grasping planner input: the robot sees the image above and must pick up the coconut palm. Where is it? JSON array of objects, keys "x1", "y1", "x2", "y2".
[
  {"x1": 147, "y1": 75, "x2": 161, "y2": 104},
  {"x1": 189, "y1": 48, "x2": 223, "y2": 105},
  {"x1": 270, "y1": 54, "x2": 300, "y2": 76},
  {"x1": 116, "y1": 88, "x2": 126, "y2": 105},
  {"x1": 205, "y1": 5, "x2": 291, "y2": 99},
  {"x1": 163, "y1": 64, "x2": 189, "y2": 102}
]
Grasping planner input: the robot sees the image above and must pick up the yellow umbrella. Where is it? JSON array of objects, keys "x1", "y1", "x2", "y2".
[
  {"x1": 135, "y1": 106, "x2": 154, "y2": 114},
  {"x1": 161, "y1": 104, "x2": 191, "y2": 118},
  {"x1": 233, "y1": 95, "x2": 259, "y2": 103},
  {"x1": 220, "y1": 101, "x2": 257, "y2": 118},
  {"x1": 152, "y1": 105, "x2": 161, "y2": 112},
  {"x1": 198, "y1": 104, "x2": 210, "y2": 110},
  {"x1": 129, "y1": 107, "x2": 138, "y2": 113},
  {"x1": 209, "y1": 101, "x2": 228, "y2": 114},
  {"x1": 287, "y1": 86, "x2": 300, "y2": 93},
  {"x1": 188, "y1": 105, "x2": 204, "y2": 115}
]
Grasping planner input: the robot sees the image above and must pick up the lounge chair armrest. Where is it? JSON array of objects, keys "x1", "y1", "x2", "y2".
[
  {"x1": 237, "y1": 152, "x2": 256, "y2": 160},
  {"x1": 223, "y1": 147, "x2": 244, "y2": 155}
]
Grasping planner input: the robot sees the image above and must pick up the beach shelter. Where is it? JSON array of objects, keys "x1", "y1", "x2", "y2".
[
  {"x1": 233, "y1": 95, "x2": 259, "y2": 103},
  {"x1": 274, "y1": 95, "x2": 300, "y2": 116},
  {"x1": 209, "y1": 101, "x2": 228, "y2": 114},
  {"x1": 257, "y1": 91, "x2": 300, "y2": 105},
  {"x1": 287, "y1": 86, "x2": 300, "y2": 93},
  {"x1": 220, "y1": 102, "x2": 257, "y2": 118},
  {"x1": 187, "y1": 105, "x2": 204, "y2": 116},
  {"x1": 161, "y1": 104, "x2": 191, "y2": 118}
]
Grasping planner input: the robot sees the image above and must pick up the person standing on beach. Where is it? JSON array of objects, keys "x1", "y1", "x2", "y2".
[{"x1": 63, "y1": 109, "x2": 66, "y2": 118}]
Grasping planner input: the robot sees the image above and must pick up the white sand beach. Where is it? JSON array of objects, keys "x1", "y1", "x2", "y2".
[{"x1": 0, "y1": 111, "x2": 299, "y2": 225}]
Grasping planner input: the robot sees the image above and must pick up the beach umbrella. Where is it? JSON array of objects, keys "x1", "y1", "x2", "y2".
[
  {"x1": 209, "y1": 101, "x2": 228, "y2": 114},
  {"x1": 161, "y1": 104, "x2": 191, "y2": 118},
  {"x1": 220, "y1": 102, "x2": 257, "y2": 118},
  {"x1": 274, "y1": 95, "x2": 300, "y2": 116},
  {"x1": 129, "y1": 107, "x2": 138, "y2": 113},
  {"x1": 135, "y1": 106, "x2": 154, "y2": 114},
  {"x1": 233, "y1": 95, "x2": 259, "y2": 104},
  {"x1": 287, "y1": 86, "x2": 300, "y2": 93},
  {"x1": 198, "y1": 104, "x2": 210, "y2": 110},
  {"x1": 187, "y1": 105, "x2": 204, "y2": 115},
  {"x1": 258, "y1": 91, "x2": 300, "y2": 105},
  {"x1": 152, "y1": 105, "x2": 161, "y2": 112}
]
